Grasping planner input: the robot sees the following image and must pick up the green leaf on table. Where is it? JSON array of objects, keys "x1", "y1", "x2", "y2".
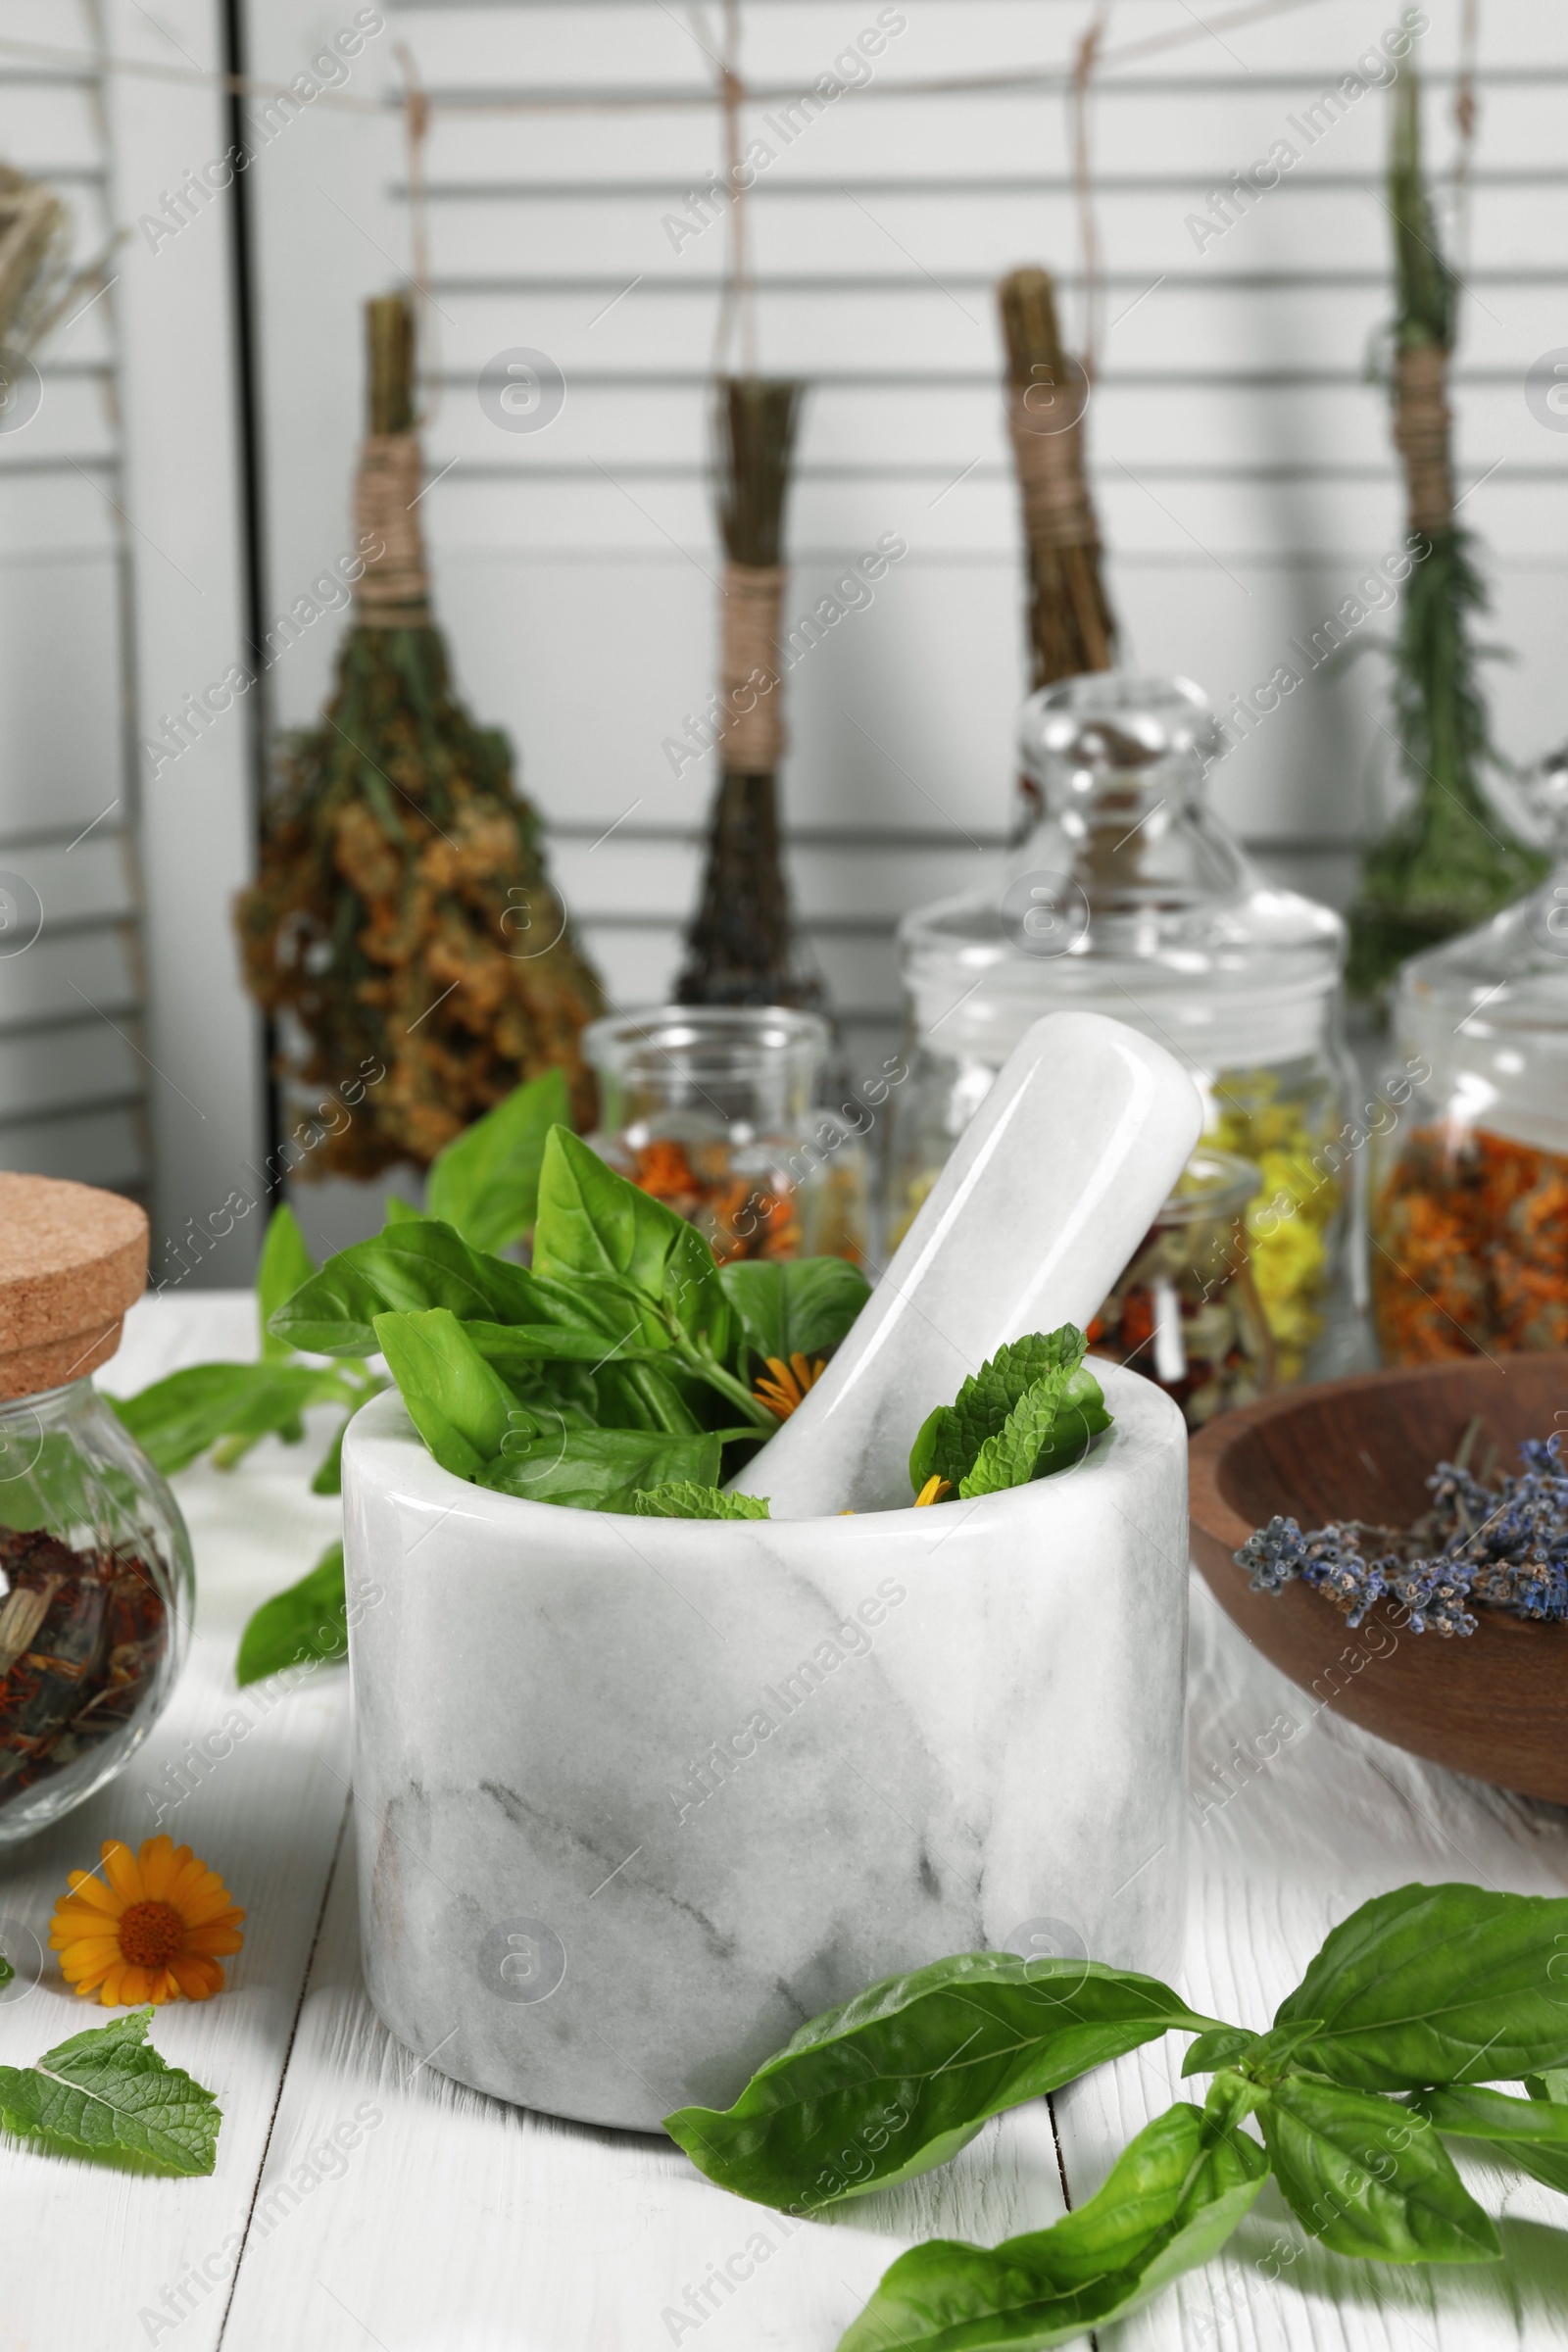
[
  {"x1": 0, "y1": 2008, "x2": 220, "y2": 2176},
  {"x1": 534, "y1": 1127, "x2": 731, "y2": 1360},
  {"x1": 425, "y1": 1067, "x2": 567, "y2": 1252},
  {"x1": 908, "y1": 1328, "x2": 1100, "y2": 1497},
  {"x1": 477, "y1": 1428, "x2": 720, "y2": 1512},
  {"x1": 632, "y1": 1482, "x2": 770, "y2": 1519},
  {"x1": 1258, "y1": 2072, "x2": 1499, "y2": 2264},
  {"x1": 664, "y1": 1951, "x2": 1223, "y2": 2213},
  {"x1": 0, "y1": 1432, "x2": 143, "y2": 1535},
  {"x1": 837, "y1": 2100, "x2": 1268, "y2": 2352},
  {"x1": 373, "y1": 1308, "x2": 526, "y2": 1478},
  {"x1": 1273, "y1": 1883, "x2": 1568, "y2": 2090},
  {"x1": 256, "y1": 1202, "x2": 316, "y2": 1359},
  {"x1": 269, "y1": 1220, "x2": 544, "y2": 1356},
  {"x1": 718, "y1": 1257, "x2": 870, "y2": 1375},
  {"x1": 236, "y1": 1540, "x2": 352, "y2": 1686},
  {"x1": 1415, "y1": 2082, "x2": 1568, "y2": 2197},
  {"x1": 109, "y1": 1362, "x2": 359, "y2": 1477}
]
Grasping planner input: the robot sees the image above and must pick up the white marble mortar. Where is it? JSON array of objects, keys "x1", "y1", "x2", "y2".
[{"x1": 342, "y1": 1359, "x2": 1189, "y2": 2132}]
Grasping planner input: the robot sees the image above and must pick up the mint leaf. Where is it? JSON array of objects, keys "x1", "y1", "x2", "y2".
[
  {"x1": 837, "y1": 2101, "x2": 1268, "y2": 2351},
  {"x1": 957, "y1": 1366, "x2": 1111, "y2": 1498},
  {"x1": 0, "y1": 2008, "x2": 220, "y2": 2176},
  {"x1": 664, "y1": 1953, "x2": 1223, "y2": 2213},
  {"x1": 908, "y1": 1328, "x2": 1099, "y2": 1496},
  {"x1": 1258, "y1": 2074, "x2": 1499, "y2": 2264},
  {"x1": 425, "y1": 1067, "x2": 567, "y2": 1253},
  {"x1": 631, "y1": 1483, "x2": 770, "y2": 1519},
  {"x1": 1274, "y1": 1883, "x2": 1568, "y2": 2090},
  {"x1": 236, "y1": 1540, "x2": 354, "y2": 1686}
]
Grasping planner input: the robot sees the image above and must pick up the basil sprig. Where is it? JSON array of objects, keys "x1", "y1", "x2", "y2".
[
  {"x1": 280, "y1": 1127, "x2": 870, "y2": 1509},
  {"x1": 667, "y1": 1881, "x2": 1568, "y2": 2347}
]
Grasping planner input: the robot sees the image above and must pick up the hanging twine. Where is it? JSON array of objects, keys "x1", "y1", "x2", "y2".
[
  {"x1": 718, "y1": 563, "x2": 785, "y2": 770},
  {"x1": 354, "y1": 432, "x2": 431, "y2": 623},
  {"x1": 1006, "y1": 389, "x2": 1099, "y2": 553},
  {"x1": 1393, "y1": 343, "x2": 1454, "y2": 537}
]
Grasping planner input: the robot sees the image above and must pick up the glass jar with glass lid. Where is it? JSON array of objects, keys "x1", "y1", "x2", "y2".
[
  {"x1": 886, "y1": 671, "x2": 1357, "y2": 1393},
  {"x1": 1372, "y1": 752, "x2": 1568, "y2": 1363},
  {"x1": 583, "y1": 1005, "x2": 867, "y2": 1265},
  {"x1": 0, "y1": 1176, "x2": 193, "y2": 1845}
]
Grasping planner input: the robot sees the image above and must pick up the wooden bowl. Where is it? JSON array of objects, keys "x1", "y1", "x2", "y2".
[{"x1": 1189, "y1": 1354, "x2": 1568, "y2": 1804}]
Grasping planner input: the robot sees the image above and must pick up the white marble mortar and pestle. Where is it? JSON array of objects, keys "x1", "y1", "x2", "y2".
[{"x1": 342, "y1": 1010, "x2": 1201, "y2": 2131}]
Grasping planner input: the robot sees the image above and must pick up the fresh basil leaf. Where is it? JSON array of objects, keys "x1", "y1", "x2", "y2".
[
  {"x1": 909, "y1": 1328, "x2": 1092, "y2": 1495},
  {"x1": 270, "y1": 1220, "x2": 542, "y2": 1356},
  {"x1": 477, "y1": 1429, "x2": 719, "y2": 1511},
  {"x1": 382, "y1": 1196, "x2": 420, "y2": 1224},
  {"x1": 0, "y1": 2008, "x2": 220, "y2": 2176},
  {"x1": 718, "y1": 1256, "x2": 869, "y2": 1373},
  {"x1": 424, "y1": 1067, "x2": 567, "y2": 1252},
  {"x1": 632, "y1": 1483, "x2": 770, "y2": 1519},
  {"x1": 534, "y1": 1128, "x2": 731, "y2": 1359},
  {"x1": 1182, "y1": 2027, "x2": 1262, "y2": 2078},
  {"x1": 257, "y1": 1203, "x2": 316, "y2": 1359},
  {"x1": 664, "y1": 1953, "x2": 1223, "y2": 2212},
  {"x1": 374, "y1": 1309, "x2": 526, "y2": 1478},
  {"x1": 837, "y1": 2100, "x2": 1268, "y2": 2351},
  {"x1": 0, "y1": 1952, "x2": 12, "y2": 1988},
  {"x1": 595, "y1": 1361, "x2": 707, "y2": 1436},
  {"x1": 1415, "y1": 2083, "x2": 1568, "y2": 2197},
  {"x1": 1275, "y1": 1883, "x2": 1568, "y2": 2090},
  {"x1": 1258, "y1": 2074, "x2": 1500, "y2": 2264},
  {"x1": 109, "y1": 1362, "x2": 358, "y2": 1476},
  {"x1": 1525, "y1": 2069, "x2": 1568, "y2": 2104},
  {"x1": 236, "y1": 1541, "x2": 352, "y2": 1687}
]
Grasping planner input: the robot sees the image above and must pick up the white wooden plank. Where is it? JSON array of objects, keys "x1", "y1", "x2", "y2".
[{"x1": 0, "y1": 1294, "x2": 352, "y2": 2352}]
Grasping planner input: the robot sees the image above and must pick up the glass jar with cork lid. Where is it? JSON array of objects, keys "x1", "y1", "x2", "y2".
[{"x1": 0, "y1": 1176, "x2": 193, "y2": 1844}]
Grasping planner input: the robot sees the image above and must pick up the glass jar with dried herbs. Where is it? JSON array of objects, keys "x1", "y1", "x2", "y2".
[
  {"x1": 887, "y1": 673, "x2": 1357, "y2": 1390},
  {"x1": 1372, "y1": 755, "x2": 1568, "y2": 1362},
  {"x1": 583, "y1": 1006, "x2": 866, "y2": 1266},
  {"x1": 0, "y1": 1178, "x2": 192, "y2": 1844}
]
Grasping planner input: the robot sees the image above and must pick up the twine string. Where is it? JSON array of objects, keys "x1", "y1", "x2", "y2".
[
  {"x1": 1069, "y1": 2, "x2": 1112, "y2": 381},
  {"x1": 1006, "y1": 389, "x2": 1098, "y2": 552},
  {"x1": 355, "y1": 431, "x2": 431, "y2": 621},
  {"x1": 1393, "y1": 342, "x2": 1454, "y2": 536},
  {"x1": 718, "y1": 563, "x2": 785, "y2": 770}
]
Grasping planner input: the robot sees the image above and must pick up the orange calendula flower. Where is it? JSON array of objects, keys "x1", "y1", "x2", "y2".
[
  {"x1": 753, "y1": 1352, "x2": 826, "y2": 1421},
  {"x1": 49, "y1": 1836, "x2": 246, "y2": 2007},
  {"x1": 914, "y1": 1475, "x2": 953, "y2": 1506}
]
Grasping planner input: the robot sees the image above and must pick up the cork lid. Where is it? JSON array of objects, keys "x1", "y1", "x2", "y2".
[{"x1": 0, "y1": 1174, "x2": 148, "y2": 1401}]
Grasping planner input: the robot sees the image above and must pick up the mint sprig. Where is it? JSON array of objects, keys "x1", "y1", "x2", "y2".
[
  {"x1": 631, "y1": 1483, "x2": 771, "y2": 1520},
  {"x1": 0, "y1": 2008, "x2": 221, "y2": 2175},
  {"x1": 907, "y1": 1327, "x2": 1112, "y2": 1500},
  {"x1": 667, "y1": 1882, "x2": 1568, "y2": 2345}
]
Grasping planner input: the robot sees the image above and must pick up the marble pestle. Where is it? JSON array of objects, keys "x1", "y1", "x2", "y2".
[{"x1": 735, "y1": 1009, "x2": 1202, "y2": 1515}]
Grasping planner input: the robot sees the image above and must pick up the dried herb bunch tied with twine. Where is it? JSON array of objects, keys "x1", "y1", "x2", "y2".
[
  {"x1": 0, "y1": 164, "x2": 74, "y2": 356},
  {"x1": 237, "y1": 294, "x2": 604, "y2": 1175},
  {"x1": 1348, "y1": 70, "x2": 1544, "y2": 999},
  {"x1": 998, "y1": 267, "x2": 1116, "y2": 692},
  {"x1": 677, "y1": 376, "x2": 821, "y2": 1009}
]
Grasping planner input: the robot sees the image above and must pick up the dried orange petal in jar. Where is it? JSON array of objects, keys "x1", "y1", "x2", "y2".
[{"x1": 582, "y1": 1007, "x2": 867, "y2": 1265}]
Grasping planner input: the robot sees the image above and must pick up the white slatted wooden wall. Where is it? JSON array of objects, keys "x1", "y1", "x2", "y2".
[
  {"x1": 0, "y1": 3, "x2": 148, "y2": 1195},
  {"x1": 11, "y1": 0, "x2": 1568, "y2": 1258}
]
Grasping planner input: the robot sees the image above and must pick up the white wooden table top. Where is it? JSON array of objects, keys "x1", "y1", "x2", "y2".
[{"x1": 4, "y1": 1291, "x2": 1567, "y2": 2352}]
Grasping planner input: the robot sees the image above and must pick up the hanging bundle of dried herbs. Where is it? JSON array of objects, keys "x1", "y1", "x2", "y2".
[
  {"x1": 0, "y1": 164, "x2": 73, "y2": 356},
  {"x1": 1347, "y1": 71, "x2": 1544, "y2": 999},
  {"x1": 236, "y1": 295, "x2": 604, "y2": 1175},
  {"x1": 676, "y1": 376, "x2": 821, "y2": 1010},
  {"x1": 998, "y1": 266, "x2": 1117, "y2": 695}
]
